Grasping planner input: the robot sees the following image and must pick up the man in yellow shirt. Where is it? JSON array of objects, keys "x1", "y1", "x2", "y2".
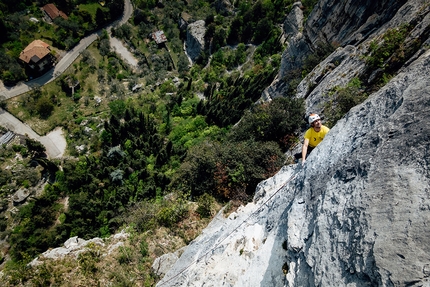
[{"x1": 295, "y1": 113, "x2": 330, "y2": 165}]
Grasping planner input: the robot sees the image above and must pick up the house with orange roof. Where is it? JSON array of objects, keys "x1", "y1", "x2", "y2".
[
  {"x1": 42, "y1": 3, "x2": 68, "y2": 22},
  {"x1": 19, "y1": 40, "x2": 54, "y2": 72}
]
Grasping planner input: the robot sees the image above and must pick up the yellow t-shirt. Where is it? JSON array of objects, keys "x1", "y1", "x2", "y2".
[{"x1": 304, "y1": 125, "x2": 330, "y2": 148}]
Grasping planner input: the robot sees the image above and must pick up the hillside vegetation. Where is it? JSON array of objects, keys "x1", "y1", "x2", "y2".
[
  {"x1": 0, "y1": 0, "x2": 422, "y2": 284},
  {"x1": 0, "y1": 0, "x2": 313, "y2": 285}
]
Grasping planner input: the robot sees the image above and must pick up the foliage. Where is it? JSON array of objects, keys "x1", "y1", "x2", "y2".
[
  {"x1": 323, "y1": 78, "x2": 368, "y2": 127},
  {"x1": 36, "y1": 97, "x2": 55, "y2": 119},
  {"x1": 196, "y1": 193, "x2": 216, "y2": 218},
  {"x1": 229, "y1": 97, "x2": 305, "y2": 149},
  {"x1": 0, "y1": 169, "x2": 12, "y2": 188},
  {"x1": 25, "y1": 138, "x2": 46, "y2": 157},
  {"x1": 198, "y1": 66, "x2": 279, "y2": 128},
  {"x1": 175, "y1": 138, "x2": 284, "y2": 200},
  {"x1": 226, "y1": 0, "x2": 289, "y2": 45},
  {"x1": 78, "y1": 243, "x2": 101, "y2": 275},
  {"x1": 109, "y1": 99, "x2": 127, "y2": 117},
  {"x1": 156, "y1": 193, "x2": 189, "y2": 228},
  {"x1": 364, "y1": 24, "x2": 425, "y2": 87},
  {"x1": 366, "y1": 25, "x2": 411, "y2": 70},
  {"x1": 9, "y1": 184, "x2": 63, "y2": 261}
]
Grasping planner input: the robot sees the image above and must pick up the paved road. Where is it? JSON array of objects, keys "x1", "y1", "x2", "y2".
[
  {"x1": 0, "y1": 108, "x2": 63, "y2": 158},
  {"x1": 0, "y1": 0, "x2": 134, "y2": 158}
]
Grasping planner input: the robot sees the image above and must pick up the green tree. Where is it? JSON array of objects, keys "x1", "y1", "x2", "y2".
[
  {"x1": 109, "y1": 100, "x2": 126, "y2": 117},
  {"x1": 25, "y1": 138, "x2": 46, "y2": 157},
  {"x1": 229, "y1": 97, "x2": 305, "y2": 149},
  {"x1": 36, "y1": 97, "x2": 54, "y2": 119}
]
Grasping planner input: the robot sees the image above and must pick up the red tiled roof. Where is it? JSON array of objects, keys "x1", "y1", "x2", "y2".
[
  {"x1": 152, "y1": 31, "x2": 167, "y2": 44},
  {"x1": 43, "y1": 3, "x2": 68, "y2": 20},
  {"x1": 19, "y1": 40, "x2": 51, "y2": 64}
]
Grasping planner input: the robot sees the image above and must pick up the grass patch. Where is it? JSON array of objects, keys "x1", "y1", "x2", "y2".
[{"x1": 79, "y1": 3, "x2": 109, "y2": 21}]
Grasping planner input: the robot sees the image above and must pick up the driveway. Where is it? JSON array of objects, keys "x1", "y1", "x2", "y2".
[
  {"x1": 110, "y1": 36, "x2": 139, "y2": 68},
  {"x1": 0, "y1": 108, "x2": 65, "y2": 158}
]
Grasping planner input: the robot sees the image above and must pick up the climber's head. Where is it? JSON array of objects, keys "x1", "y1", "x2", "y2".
[{"x1": 308, "y1": 113, "x2": 321, "y2": 128}]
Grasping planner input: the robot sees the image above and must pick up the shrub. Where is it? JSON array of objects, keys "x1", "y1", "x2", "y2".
[
  {"x1": 156, "y1": 194, "x2": 189, "y2": 228},
  {"x1": 196, "y1": 193, "x2": 215, "y2": 218},
  {"x1": 117, "y1": 246, "x2": 133, "y2": 265},
  {"x1": 175, "y1": 138, "x2": 284, "y2": 200},
  {"x1": 36, "y1": 97, "x2": 55, "y2": 119},
  {"x1": 323, "y1": 78, "x2": 368, "y2": 127},
  {"x1": 228, "y1": 97, "x2": 305, "y2": 150},
  {"x1": 366, "y1": 25, "x2": 410, "y2": 70},
  {"x1": 78, "y1": 243, "x2": 101, "y2": 275}
]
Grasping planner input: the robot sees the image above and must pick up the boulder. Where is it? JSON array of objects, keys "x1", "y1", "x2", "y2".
[
  {"x1": 152, "y1": 247, "x2": 186, "y2": 278},
  {"x1": 12, "y1": 188, "x2": 32, "y2": 205},
  {"x1": 185, "y1": 20, "x2": 206, "y2": 62}
]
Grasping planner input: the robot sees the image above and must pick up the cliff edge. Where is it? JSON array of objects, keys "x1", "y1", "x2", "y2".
[{"x1": 156, "y1": 0, "x2": 430, "y2": 286}]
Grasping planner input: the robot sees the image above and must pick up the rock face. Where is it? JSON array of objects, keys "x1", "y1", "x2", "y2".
[
  {"x1": 185, "y1": 20, "x2": 206, "y2": 62},
  {"x1": 214, "y1": 0, "x2": 234, "y2": 16},
  {"x1": 305, "y1": 0, "x2": 408, "y2": 46},
  {"x1": 156, "y1": 0, "x2": 430, "y2": 286},
  {"x1": 157, "y1": 45, "x2": 430, "y2": 287},
  {"x1": 283, "y1": 2, "x2": 304, "y2": 38}
]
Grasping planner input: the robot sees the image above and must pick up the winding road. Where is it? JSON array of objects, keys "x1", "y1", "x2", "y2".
[{"x1": 0, "y1": 0, "x2": 134, "y2": 158}]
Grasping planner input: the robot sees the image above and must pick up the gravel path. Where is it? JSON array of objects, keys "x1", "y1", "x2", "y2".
[{"x1": 110, "y1": 36, "x2": 139, "y2": 68}]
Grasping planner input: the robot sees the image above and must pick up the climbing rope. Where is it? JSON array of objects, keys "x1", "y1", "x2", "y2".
[{"x1": 157, "y1": 171, "x2": 298, "y2": 286}]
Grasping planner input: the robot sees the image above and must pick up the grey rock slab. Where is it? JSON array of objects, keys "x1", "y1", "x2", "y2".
[
  {"x1": 156, "y1": 21, "x2": 430, "y2": 287},
  {"x1": 186, "y1": 20, "x2": 206, "y2": 62}
]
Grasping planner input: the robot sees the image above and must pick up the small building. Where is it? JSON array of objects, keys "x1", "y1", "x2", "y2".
[
  {"x1": 42, "y1": 3, "x2": 68, "y2": 22},
  {"x1": 152, "y1": 30, "x2": 168, "y2": 45},
  {"x1": 0, "y1": 131, "x2": 15, "y2": 146},
  {"x1": 19, "y1": 40, "x2": 54, "y2": 72}
]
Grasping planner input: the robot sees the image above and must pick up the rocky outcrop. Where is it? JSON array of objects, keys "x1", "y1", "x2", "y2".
[
  {"x1": 156, "y1": 0, "x2": 430, "y2": 286},
  {"x1": 263, "y1": 3, "x2": 312, "y2": 100},
  {"x1": 214, "y1": 0, "x2": 234, "y2": 16},
  {"x1": 12, "y1": 188, "x2": 32, "y2": 205},
  {"x1": 185, "y1": 20, "x2": 206, "y2": 62},
  {"x1": 156, "y1": 40, "x2": 430, "y2": 287},
  {"x1": 305, "y1": 0, "x2": 408, "y2": 46},
  {"x1": 29, "y1": 231, "x2": 129, "y2": 267},
  {"x1": 152, "y1": 247, "x2": 186, "y2": 278},
  {"x1": 283, "y1": 2, "x2": 304, "y2": 38},
  {"x1": 265, "y1": 0, "x2": 421, "y2": 101}
]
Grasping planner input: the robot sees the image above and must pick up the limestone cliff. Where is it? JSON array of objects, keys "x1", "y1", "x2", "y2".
[
  {"x1": 155, "y1": 0, "x2": 430, "y2": 286},
  {"x1": 185, "y1": 20, "x2": 206, "y2": 62}
]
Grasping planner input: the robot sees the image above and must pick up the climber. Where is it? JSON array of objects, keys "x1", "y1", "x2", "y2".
[{"x1": 294, "y1": 113, "x2": 330, "y2": 165}]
